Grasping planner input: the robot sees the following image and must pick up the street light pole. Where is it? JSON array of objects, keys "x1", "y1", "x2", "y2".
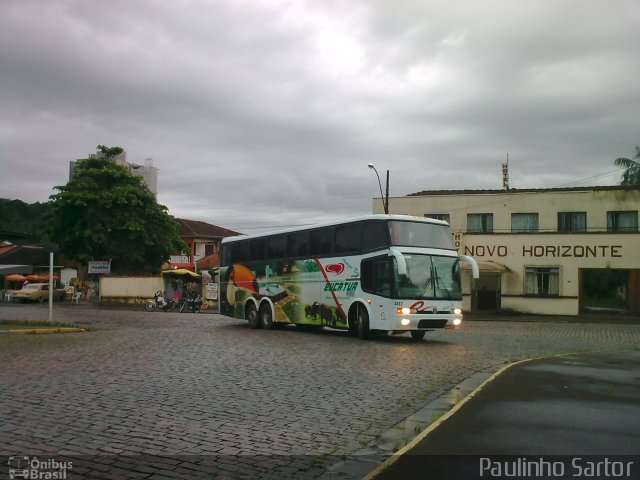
[{"x1": 368, "y1": 163, "x2": 389, "y2": 214}]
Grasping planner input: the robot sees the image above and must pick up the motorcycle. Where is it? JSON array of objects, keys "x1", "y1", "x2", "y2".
[
  {"x1": 179, "y1": 294, "x2": 202, "y2": 313},
  {"x1": 145, "y1": 291, "x2": 175, "y2": 312}
]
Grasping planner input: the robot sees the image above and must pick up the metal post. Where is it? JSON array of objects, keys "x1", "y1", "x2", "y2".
[
  {"x1": 48, "y1": 252, "x2": 53, "y2": 322},
  {"x1": 385, "y1": 170, "x2": 389, "y2": 214}
]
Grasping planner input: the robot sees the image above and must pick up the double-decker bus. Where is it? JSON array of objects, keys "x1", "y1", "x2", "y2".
[{"x1": 219, "y1": 215, "x2": 478, "y2": 340}]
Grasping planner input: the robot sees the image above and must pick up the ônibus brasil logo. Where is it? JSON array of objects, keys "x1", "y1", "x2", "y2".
[{"x1": 8, "y1": 456, "x2": 73, "y2": 479}]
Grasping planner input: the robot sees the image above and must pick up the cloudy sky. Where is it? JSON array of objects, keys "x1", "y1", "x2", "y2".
[{"x1": 1, "y1": 0, "x2": 638, "y2": 233}]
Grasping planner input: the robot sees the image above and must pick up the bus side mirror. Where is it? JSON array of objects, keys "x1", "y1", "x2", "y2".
[
  {"x1": 389, "y1": 249, "x2": 407, "y2": 276},
  {"x1": 459, "y1": 255, "x2": 479, "y2": 279}
]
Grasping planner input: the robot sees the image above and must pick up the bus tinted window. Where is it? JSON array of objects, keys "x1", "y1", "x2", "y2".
[
  {"x1": 361, "y1": 255, "x2": 391, "y2": 297},
  {"x1": 335, "y1": 223, "x2": 362, "y2": 253},
  {"x1": 266, "y1": 235, "x2": 286, "y2": 259},
  {"x1": 249, "y1": 238, "x2": 265, "y2": 261},
  {"x1": 310, "y1": 228, "x2": 333, "y2": 255},
  {"x1": 362, "y1": 222, "x2": 389, "y2": 251},
  {"x1": 389, "y1": 221, "x2": 456, "y2": 249},
  {"x1": 287, "y1": 231, "x2": 309, "y2": 257},
  {"x1": 231, "y1": 241, "x2": 249, "y2": 263}
]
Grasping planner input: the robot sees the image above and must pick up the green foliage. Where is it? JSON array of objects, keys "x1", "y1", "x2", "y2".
[
  {"x1": 96, "y1": 145, "x2": 124, "y2": 158},
  {"x1": 48, "y1": 149, "x2": 187, "y2": 275},
  {"x1": 614, "y1": 146, "x2": 640, "y2": 185},
  {"x1": 0, "y1": 199, "x2": 52, "y2": 241}
]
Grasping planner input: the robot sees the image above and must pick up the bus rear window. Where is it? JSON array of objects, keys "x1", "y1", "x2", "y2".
[{"x1": 389, "y1": 221, "x2": 455, "y2": 249}]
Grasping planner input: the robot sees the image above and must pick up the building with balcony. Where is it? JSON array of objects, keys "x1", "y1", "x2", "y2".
[
  {"x1": 375, "y1": 185, "x2": 640, "y2": 316},
  {"x1": 169, "y1": 219, "x2": 241, "y2": 272}
]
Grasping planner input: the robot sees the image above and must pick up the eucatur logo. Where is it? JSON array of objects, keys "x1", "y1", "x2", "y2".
[{"x1": 326, "y1": 263, "x2": 345, "y2": 275}]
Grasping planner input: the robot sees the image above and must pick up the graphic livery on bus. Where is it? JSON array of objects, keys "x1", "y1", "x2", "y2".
[{"x1": 219, "y1": 215, "x2": 479, "y2": 340}]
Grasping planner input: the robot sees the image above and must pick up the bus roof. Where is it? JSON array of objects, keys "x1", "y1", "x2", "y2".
[{"x1": 221, "y1": 214, "x2": 450, "y2": 244}]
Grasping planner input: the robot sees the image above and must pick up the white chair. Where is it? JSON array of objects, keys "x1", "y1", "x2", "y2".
[
  {"x1": 4, "y1": 290, "x2": 14, "y2": 302},
  {"x1": 71, "y1": 292, "x2": 82, "y2": 304}
]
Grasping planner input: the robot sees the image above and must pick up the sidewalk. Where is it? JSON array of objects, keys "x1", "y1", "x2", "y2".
[{"x1": 366, "y1": 348, "x2": 640, "y2": 480}]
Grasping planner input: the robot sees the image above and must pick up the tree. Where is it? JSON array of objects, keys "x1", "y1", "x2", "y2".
[
  {"x1": 614, "y1": 146, "x2": 640, "y2": 185},
  {"x1": 48, "y1": 147, "x2": 187, "y2": 275},
  {"x1": 0, "y1": 199, "x2": 52, "y2": 241}
]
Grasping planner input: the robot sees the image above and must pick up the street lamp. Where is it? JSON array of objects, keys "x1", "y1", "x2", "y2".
[{"x1": 367, "y1": 163, "x2": 389, "y2": 214}]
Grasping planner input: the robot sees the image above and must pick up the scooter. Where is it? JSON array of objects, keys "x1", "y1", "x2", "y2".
[{"x1": 145, "y1": 291, "x2": 174, "y2": 312}]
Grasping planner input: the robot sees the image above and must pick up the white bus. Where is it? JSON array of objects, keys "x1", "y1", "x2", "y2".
[{"x1": 219, "y1": 215, "x2": 478, "y2": 340}]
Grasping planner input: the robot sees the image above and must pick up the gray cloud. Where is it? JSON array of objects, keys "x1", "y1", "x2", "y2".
[{"x1": 1, "y1": 0, "x2": 638, "y2": 233}]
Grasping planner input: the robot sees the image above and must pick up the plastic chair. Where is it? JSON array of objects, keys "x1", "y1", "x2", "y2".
[
  {"x1": 4, "y1": 290, "x2": 13, "y2": 302},
  {"x1": 71, "y1": 292, "x2": 82, "y2": 304}
]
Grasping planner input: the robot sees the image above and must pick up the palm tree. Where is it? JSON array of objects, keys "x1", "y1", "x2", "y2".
[{"x1": 614, "y1": 146, "x2": 640, "y2": 185}]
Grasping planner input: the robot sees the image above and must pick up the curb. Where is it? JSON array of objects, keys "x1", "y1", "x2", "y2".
[{"x1": 3, "y1": 327, "x2": 86, "y2": 335}]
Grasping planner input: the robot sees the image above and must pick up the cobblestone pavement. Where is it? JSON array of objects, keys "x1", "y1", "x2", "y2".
[{"x1": 1, "y1": 304, "x2": 639, "y2": 479}]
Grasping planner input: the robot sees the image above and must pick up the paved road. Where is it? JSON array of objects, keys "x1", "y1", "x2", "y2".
[{"x1": 1, "y1": 304, "x2": 639, "y2": 479}]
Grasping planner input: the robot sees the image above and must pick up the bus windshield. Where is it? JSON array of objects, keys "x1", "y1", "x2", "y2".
[
  {"x1": 395, "y1": 254, "x2": 462, "y2": 300},
  {"x1": 389, "y1": 221, "x2": 456, "y2": 250}
]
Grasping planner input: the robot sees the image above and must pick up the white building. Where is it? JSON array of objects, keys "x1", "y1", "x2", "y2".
[
  {"x1": 69, "y1": 150, "x2": 158, "y2": 195},
  {"x1": 376, "y1": 185, "x2": 640, "y2": 317}
]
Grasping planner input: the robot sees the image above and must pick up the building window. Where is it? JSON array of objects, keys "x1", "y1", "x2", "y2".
[
  {"x1": 524, "y1": 267, "x2": 560, "y2": 296},
  {"x1": 511, "y1": 213, "x2": 539, "y2": 232},
  {"x1": 607, "y1": 211, "x2": 638, "y2": 232},
  {"x1": 425, "y1": 213, "x2": 450, "y2": 223},
  {"x1": 558, "y1": 212, "x2": 586, "y2": 232},
  {"x1": 205, "y1": 243, "x2": 216, "y2": 256},
  {"x1": 467, "y1": 213, "x2": 493, "y2": 233}
]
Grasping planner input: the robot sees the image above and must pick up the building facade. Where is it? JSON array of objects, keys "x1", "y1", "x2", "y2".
[
  {"x1": 168, "y1": 219, "x2": 241, "y2": 272},
  {"x1": 376, "y1": 186, "x2": 640, "y2": 316}
]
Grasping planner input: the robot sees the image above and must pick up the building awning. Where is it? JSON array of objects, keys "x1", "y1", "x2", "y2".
[
  {"x1": 461, "y1": 260, "x2": 508, "y2": 272},
  {"x1": 161, "y1": 268, "x2": 201, "y2": 278},
  {"x1": 0, "y1": 265, "x2": 33, "y2": 275}
]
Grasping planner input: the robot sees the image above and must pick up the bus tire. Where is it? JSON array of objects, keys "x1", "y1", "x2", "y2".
[
  {"x1": 410, "y1": 331, "x2": 426, "y2": 341},
  {"x1": 355, "y1": 305, "x2": 370, "y2": 340},
  {"x1": 259, "y1": 303, "x2": 274, "y2": 330},
  {"x1": 246, "y1": 303, "x2": 260, "y2": 329}
]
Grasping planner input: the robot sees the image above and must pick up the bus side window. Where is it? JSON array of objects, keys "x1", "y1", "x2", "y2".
[
  {"x1": 362, "y1": 222, "x2": 389, "y2": 251},
  {"x1": 267, "y1": 235, "x2": 286, "y2": 259},
  {"x1": 310, "y1": 227, "x2": 333, "y2": 256},
  {"x1": 287, "y1": 231, "x2": 309, "y2": 258},
  {"x1": 335, "y1": 223, "x2": 362, "y2": 253},
  {"x1": 231, "y1": 241, "x2": 249, "y2": 263},
  {"x1": 249, "y1": 238, "x2": 265, "y2": 261},
  {"x1": 361, "y1": 255, "x2": 390, "y2": 297}
]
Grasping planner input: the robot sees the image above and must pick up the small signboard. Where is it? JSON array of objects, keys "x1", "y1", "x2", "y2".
[
  {"x1": 88, "y1": 260, "x2": 111, "y2": 274},
  {"x1": 206, "y1": 282, "x2": 218, "y2": 301}
]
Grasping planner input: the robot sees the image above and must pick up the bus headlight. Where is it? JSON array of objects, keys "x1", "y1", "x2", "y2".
[
  {"x1": 451, "y1": 308, "x2": 462, "y2": 315},
  {"x1": 453, "y1": 318, "x2": 462, "y2": 326},
  {"x1": 401, "y1": 318, "x2": 411, "y2": 326},
  {"x1": 397, "y1": 307, "x2": 417, "y2": 315}
]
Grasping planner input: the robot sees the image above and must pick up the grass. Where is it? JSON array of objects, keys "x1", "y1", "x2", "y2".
[{"x1": 0, "y1": 319, "x2": 80, "y2": 330}]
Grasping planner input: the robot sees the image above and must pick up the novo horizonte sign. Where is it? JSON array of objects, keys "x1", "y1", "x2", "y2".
[{"x1": 464, "y1": 244, "x2": 623, "y2": 258}]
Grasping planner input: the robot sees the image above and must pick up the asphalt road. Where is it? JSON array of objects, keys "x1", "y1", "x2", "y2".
[{"x1": 1, "y1": 304, "x2": 639, "y2": 479}]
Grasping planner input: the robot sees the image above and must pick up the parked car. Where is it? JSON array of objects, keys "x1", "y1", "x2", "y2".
[{"x1": 13, "y1": 283, "x2": 67, "y2": 303}]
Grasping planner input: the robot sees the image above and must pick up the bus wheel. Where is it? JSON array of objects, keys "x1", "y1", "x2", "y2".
[
  {"x1": 246, "y1": 303, "x2": 260, "y2": 329},
  {"x1": 260, "y1": 303, "x2": 274, "y2": 330},
  {"x1": 410, "y1": 331, "x2": 426, "y2": 341},
  {"x1": 356, "y1": 305, "x2": 370, "y2": 340}
]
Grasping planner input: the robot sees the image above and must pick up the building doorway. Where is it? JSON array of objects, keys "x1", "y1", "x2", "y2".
[
  {"x1": 580, "y1": 268, "x2": 636, "y2": 313},
  {"x1": 475, "y1": 272, "x2": 501, "y2": 312}
]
